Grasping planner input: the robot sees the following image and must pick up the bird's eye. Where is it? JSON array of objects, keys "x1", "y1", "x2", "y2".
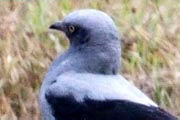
[{"x1": 68, "y1": 25, "x2": 75, "y2": 33}]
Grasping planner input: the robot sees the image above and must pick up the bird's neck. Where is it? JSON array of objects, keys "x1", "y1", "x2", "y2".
[
  {"x1": 43, "y1": 41, "x2": 121, "y2": 86},
  {"x1": 65, "y1": 42, "x2": 121, "y2": 75}
]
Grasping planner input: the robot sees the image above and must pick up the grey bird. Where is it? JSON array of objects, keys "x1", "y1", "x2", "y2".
[{"x1": 39, "y1": 9, "x2": 177, "y2": 120}]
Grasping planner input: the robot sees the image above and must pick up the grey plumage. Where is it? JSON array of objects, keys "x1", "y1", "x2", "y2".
[
  {"x1": 40, "y1": 9, "x2": 121, "y2": 120},
  {"x1": 39, "y1": 9, "x2": 176, "y2": 120}
]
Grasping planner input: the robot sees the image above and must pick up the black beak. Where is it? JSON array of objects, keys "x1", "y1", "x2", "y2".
[{"x1": 49, "y1": 21, "x2": 64, "y2": 31}]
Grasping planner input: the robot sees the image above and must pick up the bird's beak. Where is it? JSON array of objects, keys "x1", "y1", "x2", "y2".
[{"x1": 49, "y1": 21, "x2": 64, "y2": 31}]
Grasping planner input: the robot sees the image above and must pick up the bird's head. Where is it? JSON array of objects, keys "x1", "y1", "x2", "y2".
[
  {"x1": 49, "y1": 9, "x2": 120, "y2": 49},
  {"x1": 50, "y1": 9, "x2": 121, "y2": 74}
]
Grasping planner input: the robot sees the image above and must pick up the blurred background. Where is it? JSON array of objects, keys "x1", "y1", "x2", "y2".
[{"x1": 0, "y1": 0, "x2": 180, "y2": 119}]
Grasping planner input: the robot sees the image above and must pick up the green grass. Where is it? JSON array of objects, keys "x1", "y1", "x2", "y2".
[{"x1": 0, "y1": 0, "x2": 180, "y2": 119}]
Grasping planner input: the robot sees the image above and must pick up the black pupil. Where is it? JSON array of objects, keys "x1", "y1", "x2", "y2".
[{"x1": 69, "y1": 26, "x2": 74, "y2": 32}]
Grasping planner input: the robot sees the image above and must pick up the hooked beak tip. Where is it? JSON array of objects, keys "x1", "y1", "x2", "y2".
[
  {"x1": 49, "y1": 24, "x2": 57, "y2": 29},
  {"x1": 49, "y1": 21, "x2": 63, "y2": 30}
]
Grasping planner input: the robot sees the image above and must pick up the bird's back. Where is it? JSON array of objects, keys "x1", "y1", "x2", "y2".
[{"x1": 45, "y1": 73, "x2": 177, "y2": 120}]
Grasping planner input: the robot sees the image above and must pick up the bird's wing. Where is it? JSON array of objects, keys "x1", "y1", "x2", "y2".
[
  {"x1": 46, "y1": 95, "x2": 177, "y2": 120},
  {"x1": 45, "y1": 72, "x2": 177, "y2": 120},
  {"x1": 45, "y1": 72, "x2": 157, "y2": 106}
]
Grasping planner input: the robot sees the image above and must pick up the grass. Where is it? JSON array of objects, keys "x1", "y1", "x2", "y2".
[{"x1": 0, "y1": 0, "x2": 180, "y2": 119}]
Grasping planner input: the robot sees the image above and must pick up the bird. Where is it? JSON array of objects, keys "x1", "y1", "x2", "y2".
[{"x1": 39, "y1": 9, "x2": 177, "y2": 120}]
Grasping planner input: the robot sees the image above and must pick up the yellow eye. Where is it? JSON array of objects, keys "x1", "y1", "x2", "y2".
[{"x1": 68, "y1": 25, "x2": 75, "y2": 33}]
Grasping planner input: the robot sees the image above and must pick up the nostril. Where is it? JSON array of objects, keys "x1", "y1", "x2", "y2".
[{"x1": 50, "y1": 80, "x2": 57, "y2": 85}]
